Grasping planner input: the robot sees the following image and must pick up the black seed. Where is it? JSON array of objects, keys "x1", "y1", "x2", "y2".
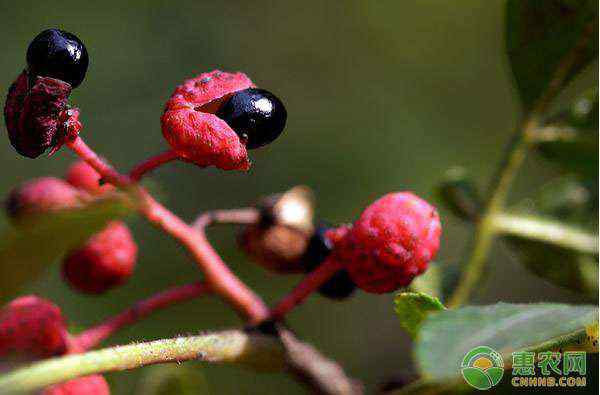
[
  {"x1": 216, "y1": 88, "x2": 287, "y2": 149},
  {"x1": 26, "y1": 29, "x2": 89, "y2": 88},
  {"x1": 303, "y1": 224, "x2": 356, "y2": 300},
  {"x1": 302, "y1": 225, "x2": 334, "y2": 270},
  {"x1": 317, "y1": 270, "x2": 356, "y2": 299}
]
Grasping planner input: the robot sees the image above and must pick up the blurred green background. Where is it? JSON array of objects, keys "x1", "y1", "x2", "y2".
[{"x1": 0, "y1": 1, "x2": 596, "y2": 393}]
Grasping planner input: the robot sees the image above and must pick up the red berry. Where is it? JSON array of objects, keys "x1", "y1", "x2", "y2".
[
  {"x1": 161, "y1": 70, "x2": 256, "y2": 171},
  {"x1": 62, "y1": 221, "x2": 137, "y2": 294},
  {"x1": 0, "y1": 295, "x2": 68, "y2": 358},
  {"x1": 42, "y1": 375, "x2": 110, "y2": 395},
  {"x1": 4, "y1": 71, "x2": 77, "y2": 158},
  {"x1": 65, "y1": 160, "x2": 113, "y2": 195},
  {"x1": 5, "y1": 177, "x2": 83, "y2": 222},
  {"x1": 338, "y1": 192, "x2": 441, "y2": 294}
]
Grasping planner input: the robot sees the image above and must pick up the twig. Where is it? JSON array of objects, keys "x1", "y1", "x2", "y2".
[
  {"x1": 492, "y1": 213, "x2": 598, "y2": 254},
  {"x1": 129, "y1": 150, "x2": 179, "y2": 181},
  {"x1": 271, "y1": 258, "x2": 344, "y2": 320},
  {"x1": 66, "y1": 136, "x2": 269, "y2": 323},
  {"x1": 0, "y1": 330, "x2": 285, "y2": 394},
  {"x1": 192, "y1": 207, "x2": 260, "y2": 229},
  {"x1": 525, "y1": 124, "x2": 579, "y2": 143},
  {"x1": 447, "y1": 23, "x2": 596, "y2": 308},
  {"x1": 74, "y1": 282, "x2": 211, "y2": 350},
  {"x1": 279, "y1": 327, "x2": 364, "y2": 395}
]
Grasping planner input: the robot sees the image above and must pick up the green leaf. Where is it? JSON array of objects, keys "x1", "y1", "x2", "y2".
[
  {"x1": 506, "y1": 236, "x2": 598, "y2": 296},
  {"x1": 0, "y1": 196, "x2": 133, "y2": 301},
  {"x1": 394, "y1": 292, "x2": 445, "y2": 339},
  {"x1": 537, "y1": 88, "x2": 599, "y2": 177},
  {"x1": 436, "y1": 167, "x2": 482, "y2": 222},
  {"x1": 416, "y1": 303, "x2": 598, "y2": 380},
  {"x1": 504, "y1": 177, "x2": 598, "y2": 295},
  {"x1": 505, "y1": 0, "x2": 598, "y2": 110},
  {"x1": 134, "y1": 365, "x2": 208, "y2": 395}
]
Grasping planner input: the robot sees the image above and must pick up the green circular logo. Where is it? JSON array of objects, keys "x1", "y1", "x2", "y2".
[{"x1": 461, "y1": 346, "x2": 504, "y2": 390}]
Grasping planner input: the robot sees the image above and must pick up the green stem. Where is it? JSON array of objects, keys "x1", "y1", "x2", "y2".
[
  {"x1": 447, "y1": 23, "x2": 594, "y2": 308},
  {"x1": 0, "y1": 330, "x2": 284, "y2": 394},
  {"x1": 492, "y1": 213, "x2": 598, "y2": 254},
  {"x1": 447, "y1": 130, "x2": 532, "y2": 308}
]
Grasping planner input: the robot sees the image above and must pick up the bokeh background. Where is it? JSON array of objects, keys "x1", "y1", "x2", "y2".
[{"x1": 0, "y1": 1, "x2": 597, "y2": 393}]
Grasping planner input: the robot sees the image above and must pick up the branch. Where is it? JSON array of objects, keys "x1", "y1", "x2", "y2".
[
  {"x1": 66, "y1": 136, "x2": 269, "y2": 323},
  {"x1": 492, "y1": 213, "x2": 598, "y2": 254},
  {"x1": 74, "y1": 282, "x2": 211, "y2": 350},
  {"x1": 192, "y1": 207, "x2": 260, "y2": 230},
  {"x1": 0, "y1": 331, "x2": 285, "y2": 394},
  {"x1": 447, "y1": 24, "x2": 596, "y2": 308},
  {"x1": 278, "y1": 327, "x2": 363, "y2": 395},
  {"x1": 271, "y1": 258, "x2": 344, "y2": 320},
  {"x1": 526, "y1": 124, "x2": 580, "y2": 143},
  {"x1": 129, "y1": 150, "x2": 179, "y2": 181}
]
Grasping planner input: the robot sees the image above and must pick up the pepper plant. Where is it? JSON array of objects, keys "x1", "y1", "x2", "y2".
[{"x1": 0, "y1": 1, "x2": 598, "y2": 394}]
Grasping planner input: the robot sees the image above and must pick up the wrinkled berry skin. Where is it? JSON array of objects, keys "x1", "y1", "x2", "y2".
[
  {"x1": 161, "y1": 70, "x2": 259, "y2": 170},
  {"x1": 216, "y1": 88, "x2": 287, "y2": 149},
  {"x1": 42, "y1": 375, "x2": 110, "y2": 395},
  {"x1": 5, "y1": 177, "x2": 82, "y2": 222},
  {"x1": 66, "y1": 160, "x2": 113, "y2": 195},
  {"x1": 303, "y1": 226, "x2": 356, "y2": 300},
  {"x1": 339, "y1": 192, "x2": 441, "y2": 294},
  {"x1": 26, "y1": 29, "x2": 89, "y2": 89},
  {"x1": 0, "y1": 295, "x2": 68, "y2": 358},
  {"x1": 62, "y1": 221, "x2": 137, "y2": 294},
  {"x1": 4, "y1": 71, "x2": 77, "y2": 158},
  {"x1": 162, "y1": 70, "x2": 287, "y2": 168}
]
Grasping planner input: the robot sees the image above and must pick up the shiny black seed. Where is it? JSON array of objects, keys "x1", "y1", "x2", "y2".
[
  {"x1": 216, "y1": 88, "x2": 287, "y2": 149},
  {"x1": 303, "y1": 225, "x2": 334, "y2": 269},
  {"x1": 316, "y1": 270, "x2": 356, "y2": 299},
  {"x1": 303, "y1": 224, "x2": 356, "y2": 300},
  {"x1": 26, "y1": 29, "x2": 89, "y2": 88}
]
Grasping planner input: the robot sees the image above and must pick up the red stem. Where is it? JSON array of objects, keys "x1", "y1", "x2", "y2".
[
  {"x1": 66, "y1": 136, "x2": 270, "y2": 324},
  {"x1": 270, "y1": 258, "x2": 344, "y2": 320},
  {"x1": 129, "y1": 150, "x2": 179, "y2": 181},
  {"x1": 74, "y1": 282, "x2": 210, "y2": 350}
]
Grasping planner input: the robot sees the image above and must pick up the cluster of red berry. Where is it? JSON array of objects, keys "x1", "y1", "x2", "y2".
[
  {"x1": 1, "y1": 29, "x2": 442, "y2": 393},
  {"x1": 239, "y1": 188, "x2": 442, "y2": 297},
  {"x1": 7, "y1": 162, "x2": 138, "y2": 294}
]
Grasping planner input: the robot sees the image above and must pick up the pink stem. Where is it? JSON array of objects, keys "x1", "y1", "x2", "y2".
[
  {"x1": 129, "y1": 150, "x2": 179, "y2": 181},
  {"x1": 74, "y1": 282, "x2": 210, "y2": 351},
  {"x1": 66, "y1": 136, "x2": 270, "y2": 324},
  {"x1": 192, "y1": 208, "x2": 260, "y2": 230},
  {"x1": 270, "y1": 258, "x2": 344, "y2": 320}
]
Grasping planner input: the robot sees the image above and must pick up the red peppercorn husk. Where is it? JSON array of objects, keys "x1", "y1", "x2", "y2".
[
  {"x1": 0, "y1": 295, "x2": 69, "y2": 358},
  {"x1": 161, "y1": 70, "x2": 255, "y2": 170},
  {"x1": 42, "y1": 375, "x2": 110, "y2": 395},
  {"x1": 62, "y1": 221, "x2": 138, "y2": 294},
  {"x1": 5, "y1": 177, "x2": 84, "y2": 223},
  {"x1": 336, "y1": 192, "x2": 442, "y2": 294},
  {"x1": 4, "y1": 71, "x2": 79, "y2": 158},
  {"x1": 65, "y1": 160, "x2": 114, "y2": 195}
]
